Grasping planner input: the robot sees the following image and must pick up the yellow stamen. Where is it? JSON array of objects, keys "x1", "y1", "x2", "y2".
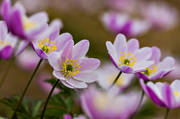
[
  {"x1": 23, "y1": 17, "x2": 36, "y2": 31},
  {"x1": 143, "y1": 65, "x2": 158, "y2": 76},
  {"x1": 60, "y1": 58, "x2": 81, "y2": 78},
  {"x1": 37, "y1": 38, "x2": 57, "y2": 54},
  {"x1": 174, "y1": 91, "x2": 179, "y2": 97},
  {"x1": 119, "y1": 52, "x2": 136, "y2": 67},
  {"x1": 0, "y1": 40, "x2": 11, "y2": 47}
]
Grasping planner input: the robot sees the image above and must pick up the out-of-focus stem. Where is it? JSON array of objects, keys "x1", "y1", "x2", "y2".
[{"x1": 108, "y1": 71, "x2": 122, "y2": 89}]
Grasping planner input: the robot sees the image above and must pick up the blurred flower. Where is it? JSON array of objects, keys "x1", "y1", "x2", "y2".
[
  {"x1": 96, "y1": 63, "x2": 133, "y2": 91},
  {"x1": 37, "y1": 72, "x2": 59, "y2": 95},
  {"x1": 136, "y1": 47, "x2": 175, "y2": 81},
  {"x1": 106, "y1": 33, "x2": 153, "y2": 73},
  {"x1": 107, "y1": 0, "x2": 136, "y2": 13},
  {"x1": 0, "y1": 21, "x2": 27, "y2": 59},
  {"x1": 80, "y1": 86, "x2": 140, "y2": 119},
  {"x1": 48, "y1": 40, "x2": 100, "y2": 89},
  {"x1": 101, "y1": 12, "x2": 150, "y2": 36},
  {"x1": 140, "y1": 79, "x2": 180, "y2": 108},
  {"x1": 140, "y1": 2, "x2": 178, "y2": 30},
  {"x1": 32, "y1": 20, "x2": 71, "y2": 59},
  {"x1": 16, "y1": 48, "x2": 44, "y2": 71},
  {"x1": 0, "y1": 0, "x2": 48, "y2": 40},
  {"x1": 168, "y1": 61, "x2": 180, "y2": 79},
  {"x1": 63, "y1": 114, "x2": 86, "y2": 119}
]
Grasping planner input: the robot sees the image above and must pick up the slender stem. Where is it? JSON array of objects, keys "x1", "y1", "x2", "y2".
[
  {"x1": 11, "y1": 59, "x2": 43, "y2": 119},
  {"x1": 41, "y1": 79, "x2": 59, "y2": 119},
  {"x1": 0, "y1": 58, "x2": 15, "y2": 89},
  {"x1": 130, "y1": 90, "x2": 144, "y2": 119},
  {"x1": 108, "y1": 71, "x2": 122, "y2": 89},
  {"x1": 164, "y1": 108, "x2": 170, "y2": 119}
]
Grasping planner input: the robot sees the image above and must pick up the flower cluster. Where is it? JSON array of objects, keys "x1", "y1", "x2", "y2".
[{"x1": 0, "y1": 0, "x2": 179, "y2": 119}]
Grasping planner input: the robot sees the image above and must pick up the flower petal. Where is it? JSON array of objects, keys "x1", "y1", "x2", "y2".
[
  {"x1": 79, "y1": 58, "x2": 100, "y2": 71},
  {"x1": 66, "y1": 78, "x2": 88, "y2": 88},
  {"x1": 74, "y1": 72, "x2": 97, "y2": 83},
  {"x1": 150, "y1": 46, "x2": 161, "y2": 63},
  {"x1": 127, "y1": 38, "x2": 139, "y2": 54},
  {"x1": 53, "y1": 71, "x2": 65, "y2": 80},
  {"x1": 72, "y1": 40, "x2": 89, "y2": 59},
  {"x1": 48, "y1": 52, "x2": 62, "y2": 71},
  {"x1": 29, "y1": 12, "x2": 48, "y2": 23},
  {"x1": 0, "y1": 21, "x2": 7, "y2": 41},
  {"x1": 135, "y1": 47, "x2": 152, "y2": 63}
]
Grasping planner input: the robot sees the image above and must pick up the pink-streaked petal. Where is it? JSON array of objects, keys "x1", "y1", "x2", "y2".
[
  {"x1": 0, "y1": 21, "x2": 7, "y2": 40},
  {"x1": 55, "y1": 33, "x2": 73, "y2": 51},
  {"x1": 106, "y1": 41, "x2": 118, "y2": 63},
  {"x1": 135, "y1": 47, "x2": 152, "y2": 63},
  {"x1": 14, "y1": 2, "x2": 25, "y2": 15},
  {"x1": 0, "y1": 45, "x2": 13, "y2": 60},
  {"x1": 120, "y1": 65, "x2": 134, "y2": 73},
  {"x1": 114, "y1": 34, "x2": 127, "y2": 58},
  {"x1": 53, "y1": 71, "x2": 65, "y2": 80},
  {"x1": 72, "y1": 40, "x2": 89, "y2": 59},
  {"x1": 134, "y1": 61, "x2": 154, "y2": 73},
  {"x1": 66, "y1": 79, "x2": 88, "y2": 89},
  {"x1": 1, "y1": 0, "x2": 11, "y2": 21},
  {"x1": 63, "y1": 114, "x2": 72, "y2": 119},
  {"x1": 158, "y1": 56, "x2": 175, "y2": 70},
  {"x1": 15, "y1": 40, "x2": 29, "y2": 56},
  {"x1": 49, "y1": 19, "x2": 62, "y2": 41},
  {"x1": 79, "y1": 58, "x2": 100, "y2": 71},
  {"x1": 48, "y1": 52, "x2": 62, "y2": 71},
  {"x1": 74, "y1": 72, "x2": 97, "y2": 83},
  {"x1": 61, "y1": 41, "x2": 73, "y2": 60},
  {"x1": 60, "y1": 80, "x2": 74, "y2": 89},
  {"x1": 29, "y1": 12, "x2": 48, "y2": 23},
  {"x1": 35, "y1": 49, "x2": 47, "y2": 59},
  {"x1": 150, "y1": 46, "x2": 161, "y2": 63},
  {"x1": 127, "y1": 38, "x2": 139, "y2": 54}
]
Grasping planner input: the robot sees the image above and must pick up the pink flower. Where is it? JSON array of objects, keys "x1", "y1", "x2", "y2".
[
  {"x1": 101, "y1": 12, "x2": 150, "y2": 36},
  {"x1": 106, "y1": 33, "x2": 153, "y2": 74},
  {"x1": 48, "y1": 39, "x2": 100, "y2": 89},
  {"x1": 141, "y1": 2, "x2": 178, "y2": 30},
  {"x1": 96, "y1": 63, "x2": 133, "y2": 91},
  {"x1": 140, "y1": 79, "x2": 180, "y2": 108},
  {"x1": 136, "y1": 47, "x2": 175, "y2": 81}
]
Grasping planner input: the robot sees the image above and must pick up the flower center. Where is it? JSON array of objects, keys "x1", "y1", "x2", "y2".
[
  {"x1": 0, "y1": 40, "x2": 11, "y2": 48},
  {"x1": 119, "y1": 52, "x2": 136, "y2": 67},
  {"x1": 61, "y1": 58, "x2": 81, "y2": 79},
  {"x1": 143, "y1": 65, "x2": 158, "y2": 76},
  {"x1": 23, "y1": 17, "x2": 36, "y2": 31},
  {"x1": 174, "y1": 91, "x2": 179, "y2": 97},
  {"x1": 37, "y1": 38, "x2": 57, "y2": 54}
]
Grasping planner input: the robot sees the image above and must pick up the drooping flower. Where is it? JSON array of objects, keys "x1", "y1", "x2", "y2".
[
  {"x1": 136, "y1": 47, "x2": 175, "y2": 81},
  {"x1": 48, "y1": 39, "x2": 100, "y2": 89},
  {"x1": 0, "y1": 0, "x2": 48, "y2": 40},
  {"x1": 140, "y1": 2, "x2": 178, "y2": 30},
  {"x1": 140, "y1": 79, "x2": 180, "y2": 108},
  {"x1": 101, "y1": 12, "x2": 150, "y2": 36},
  {"x1": 31, "y1": 20, "x2": 71, "y2": 59},
  {"x1": 80, "y1": 86, "x2": 140, "y2": 119},
  {"x1": 96, "y1": 63, "x2": 133, "y2": 91},
  {"x1": 37, "y1": 72, "x2": 59, "y2": 95},
  {"x1": 16, "y1": 48, "x2": 44, "y2": 71},
  {"x1": 0, "y1": 21, "x2": 27, "y2": 60},
  {"x1": 106, "y1": 33, "x2": 153, "y2": 74}
]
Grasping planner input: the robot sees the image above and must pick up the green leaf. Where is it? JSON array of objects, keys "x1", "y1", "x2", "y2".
[{"x1": 32, "y1": 100, "x2": 42, "y2": 117}]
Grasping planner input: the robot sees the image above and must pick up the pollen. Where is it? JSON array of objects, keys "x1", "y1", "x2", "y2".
[
  {"x1": 143, "y1": 65, "x2": 158, "y2": 76},
  {"x1": 174, "y1": 91, "x2": 179, "y2": 97},
  {"x1": 23, "y1": 17, "x2": 36, "y2": 31},
  {"x1": 37, "y1": 38, "x2": 57, "y2": 54},
  {"x1": 60, "y1": 58, "x2": 81, "y2": 79},
  {"x1": 118, "y1": 52, "x2": 136, "y2": 67}
]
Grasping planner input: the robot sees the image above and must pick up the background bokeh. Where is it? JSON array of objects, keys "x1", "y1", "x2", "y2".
[{"x1": 0, "y1": 0, "x2": 180, "y2": 118}]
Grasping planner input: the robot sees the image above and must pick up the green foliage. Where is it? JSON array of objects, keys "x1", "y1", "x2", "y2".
[{"x1": 0, "y1": 78, "x2": 80, "y2": 119}]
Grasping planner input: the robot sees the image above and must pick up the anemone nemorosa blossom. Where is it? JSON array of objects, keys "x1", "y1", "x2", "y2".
[
  {"x1": 0, "y1": 21, "x2": 27, "y2": 59},
  {"x1": 81, "y1": 87, "x2": 140, "y2": 119},
  {"x1": 101, "y1": 12, "x2": 150, "y2": 36},
  {"x1": 106, "y1": 33, "x2": 153, "y2": 74},
  {"x1": 140, "y1": 2, "x2": 178, "y2": 30},
  {"x1": 136, "y1": 47, "x2": 175, "y2": 81},
  {"x1": 31, "y1": 20, "x2": 70, "y2": 59},
  {"x1": 48, "y1": 40, "x2": 100, "y2": 89},
  {"x1": 140, "y1": 79, "x2": 180, "y2": 108},
  {"x1": 97, "y1": 63, "x2": 133, "y2": 91},
  {"x1": 1, "y1": 0, "x2": 48, "y2": 40}
]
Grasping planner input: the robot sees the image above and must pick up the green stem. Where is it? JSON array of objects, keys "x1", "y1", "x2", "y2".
[
  {"x1": 0, "y1": 57, "x2": 15, "y2": 89},
  {"x1": 41, "y1": 79, "x2": 59, "y2": 119},
  {"x1": 108, "y1": 71, "x2": 122, "y2": 89},
  {"x1": 130, "y1": 90, "x2": 144, "y2": 119},
  {"x1": 11, "y1": 59, "x2": 43, "y2": 119},
  {"x1": 164, "y1": 108, "x2": 170, "y2": 119}
]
